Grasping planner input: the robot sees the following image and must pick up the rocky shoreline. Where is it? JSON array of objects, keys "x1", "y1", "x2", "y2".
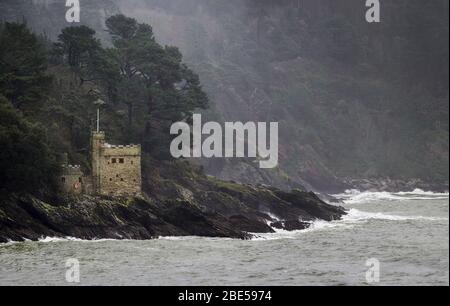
[
  {"x1": 342, "y1": 178, "x2": 449, "y2": 193},
  {"x1": 0, "y1": 157, "x2": 349, "y2": 243},
  {"x1": 3, "y1": 157, "x2": 448, "y2": 243},
  {"x1": 0, "y1": 186, "x2": 346, "y2": 243}
]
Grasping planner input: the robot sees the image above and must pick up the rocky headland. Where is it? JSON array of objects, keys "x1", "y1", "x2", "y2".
[{"x1": 0, "y1": 160, "x2": 346, "y2": 243}]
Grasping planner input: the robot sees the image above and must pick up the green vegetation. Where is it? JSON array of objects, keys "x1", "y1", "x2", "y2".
[
  {"x1": 0, "y1": 15, "x2": 209, "y2": 197},
  {"x1": 144, "y1": 0, "x2": 448, "y2": 185},
  {"x1": 0, "y1": 23, "x2": 52, "y2": 112},
  {"x1": 0, "y1": 0, "x2": 448, "y2": 195},
  {"x1": 0, "y1": 95, "x2": 59, "y2": 196}
]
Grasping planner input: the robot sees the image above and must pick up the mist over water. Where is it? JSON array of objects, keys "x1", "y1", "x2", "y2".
[
  {"x1": 0, "y1": 0, "x2": 448, "y2": 287},
  {"x1": 1, "y1": 190, "x2": 448, "y2": 286}
]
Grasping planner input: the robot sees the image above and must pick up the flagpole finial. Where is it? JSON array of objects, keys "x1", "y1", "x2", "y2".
[
  {"x1": 97, "y1": 108, "x2": 100, "y2": 133},
  {"x1": 93, "y1": 99, "x2": 106, "y2": 133}
]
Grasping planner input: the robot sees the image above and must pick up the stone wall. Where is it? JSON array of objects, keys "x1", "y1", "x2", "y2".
[
  {"x1": 98, "y1": 145, "x2": 142, "y2": 196},
  {"x1": 60, "y1": 165, "x2": 84, "y2": 195},
  {"x1": 82, "y1": 175, "x2": 94, "y2": 195}
]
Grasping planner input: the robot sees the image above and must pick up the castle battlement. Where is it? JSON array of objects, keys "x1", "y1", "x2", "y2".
[
  {"x1": 104, "y1": 143, "x2": 141, "y2": 149},
  {"x1": 64, "y1": 164, "x2": 81, "y2": 169},
  {"x1": 91, "y1": 131, "x2": 142, "y2": 196},
  {"x1": 102, "y1": 143, "x2": 141, "y2": 157},
  {"x1": 62, "y1": 164, "x2": 83, "y2": 175}
]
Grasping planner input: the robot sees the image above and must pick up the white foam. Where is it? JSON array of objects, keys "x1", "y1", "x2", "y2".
[
  {"x1": 0, "y1": 240, "x2": 22, "y2": 247},
  {"x1": 250, "y1": 207, "x2": 448, "y2": 241},
  {"x1": 251, "y1": 218, "x2": 352, "y2": 241},
  {"x1": 39, "y1": 237, "x2": 77, "y2": 242},
  {"x1": 158, "y1": 236, "x2": 197, "y2": 241},
  {"x1": 343, "y1": 208, "x2": 448, "y2": 222},
  {"x1": 37, "y1": 237, "x2": 137, "y2": 243},
  {"x1": 334, "y1": 189, "x2": 449, "y2": 204},
  {"x1": 250, "y1": 229, "x2": 302, "y2": 241},
  {"x1": 396, "y1": 188, "x2": 449, "y2": 196},
  {"x1": 265, "y1": 212, "x2": 282, "y2": 222},
  {"x1": 157, "y1": 236, "x2": 236, "y2": 241}
]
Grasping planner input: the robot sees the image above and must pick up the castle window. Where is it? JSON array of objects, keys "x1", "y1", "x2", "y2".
[
  {"x1": 131, "y1": 161, "x2": 133, "y2": 165},
  {"x1": 61, "y1": 177, "x2": 66, "y2": 183},
  {"x1": 116, "y1": 174, "x2": 119, "y2": 178},
  {"x1": 120, "y1": 178, "x2": 124, "y2": 182},
  {"x1": 79, "y1": 177, "x2": 82, "y2": 183},
  {"x1": 109, "y1": 178, "x2": 113, "y2": 182},
  {"x1": 112, "y1": 158, "x2": 117, "y2": 163},
  {"x1": 119, "y1": 158, "x2": 124, "y2": 164}
]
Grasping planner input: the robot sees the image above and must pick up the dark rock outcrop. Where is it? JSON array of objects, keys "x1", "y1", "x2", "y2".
[
  {"x1": 270, "y1": 220, "x2": 310, "y2": 231},
  {"x1": 0, "y1": 187, "x2": 346, "y2": 243},
  {"x1": 0, "y1": 160, "x2": 347, "y2": 243}
]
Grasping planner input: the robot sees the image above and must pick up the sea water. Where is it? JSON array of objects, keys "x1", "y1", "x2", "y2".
[{"x1": 0, "y1": 189, "x2": 448, "y2": 286}]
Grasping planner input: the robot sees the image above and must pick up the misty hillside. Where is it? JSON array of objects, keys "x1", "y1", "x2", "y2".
[{"x1": 1, "y1": 0, "x2": 448, "y2": 192}]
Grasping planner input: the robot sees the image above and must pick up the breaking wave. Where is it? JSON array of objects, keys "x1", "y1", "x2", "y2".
[
  {"x1": 251, "y1": 207, "x2": 448, "y2": 241},
  {"x1": 39, "y1": 237, "x2": 83, "y2": 242},
  {"x1": 333, "y1": 189, "x2": 449, "y2": 204},
  {"x1": 343, "y1": 208, "x2": 448, "y2": 222},
  {"x1": 4, "y1": 188, "x2": 447, "y2": 244},
  {"x1": 157, "y1": 236, "x2": 235, "y2": 241},
  {"x1": 36, "y1": 237, "x2": 136, "y2": 243}
]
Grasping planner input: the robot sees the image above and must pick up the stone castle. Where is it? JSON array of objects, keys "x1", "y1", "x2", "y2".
[{"x1": 60, "y1": 131, "x2": 142, "y2": 197}]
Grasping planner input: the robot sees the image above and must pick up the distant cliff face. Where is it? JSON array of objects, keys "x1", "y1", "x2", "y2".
[
  {"x1": 116, "y1": 0, "x2": 449, "y2": 190},
  {"x1": 1, "y1": 0, "x2": 448, "y2": 192}
]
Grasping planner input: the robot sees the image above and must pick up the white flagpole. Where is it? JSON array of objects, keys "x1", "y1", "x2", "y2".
[{"x1": 97, "y1": 108, "x2": 100, "y2": 133}]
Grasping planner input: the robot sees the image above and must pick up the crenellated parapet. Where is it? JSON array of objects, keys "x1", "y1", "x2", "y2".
[
  {"x1": 102, "y1": 143, "x2": 141, "y2": 157},
  {"x1": 62, "y1": 164, "x2": 83, "y2": 175}
]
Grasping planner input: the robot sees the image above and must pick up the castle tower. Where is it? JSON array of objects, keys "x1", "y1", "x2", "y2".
[
  {"x1": 90, "y1": 131, "x2": 142, "y2": 196},
  {"x1": 89, "y1": 108, "x2": 141, "y2": 196},
  {"x1": 98, "y1": 142, "x2": 142, "y2": 196}
]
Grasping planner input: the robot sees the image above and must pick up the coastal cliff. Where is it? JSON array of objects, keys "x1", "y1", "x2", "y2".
[
  {"x1": 1, "y1": 0, "x2": 447, "y2": 194},
  {"x1": 0, "y1": 160, "x2": 346, "y2": 243},
  {"x1": 0, "y1": 12, "x2": 347, "y2": 243}
]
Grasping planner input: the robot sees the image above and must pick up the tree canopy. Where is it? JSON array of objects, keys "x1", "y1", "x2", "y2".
[
  {"x1": 0, "y1": 22, "x2": 52, "y2": 111},
  {"x1": 103, "y1": 15, "x2": 209, "y2": 157},
  {"x1": 0, "y1": 14, "x2": 210, "y2": 197},
  {"x1": 0, "y1": 95, "x2": 59, "y2": 196}
]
